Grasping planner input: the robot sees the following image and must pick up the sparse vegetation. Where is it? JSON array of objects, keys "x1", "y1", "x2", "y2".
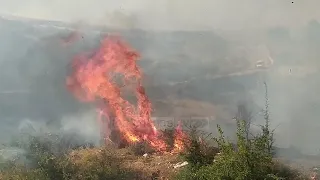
[
  {"x1": 0, "y1": 134, "x2": 144, "y2": 180},
  {"x1": 0, "y1": 84, "x2": 311, "y2": 180},
  {"x1": 0, "y1": 124, "x2": 309, "y2": 180}
]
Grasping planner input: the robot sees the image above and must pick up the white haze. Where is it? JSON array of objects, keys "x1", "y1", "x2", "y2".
[{"x1": 0, "y1": 0, "x2": 319, "y2": 30}]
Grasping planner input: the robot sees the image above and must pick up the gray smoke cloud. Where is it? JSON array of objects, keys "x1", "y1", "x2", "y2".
[{"x1": 0, "y1": 0, "x2": 320, "y2": 30}]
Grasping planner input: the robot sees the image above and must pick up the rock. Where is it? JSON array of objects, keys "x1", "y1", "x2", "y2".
[
  {"x1": 143, "y1": 153, "x2": 148, "y2": 158},
  {"x1": 173, "y1": 161, "x2": 188, "y2": 168}
]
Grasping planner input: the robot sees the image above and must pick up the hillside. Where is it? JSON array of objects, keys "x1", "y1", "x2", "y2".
[
  {"x1": 1, "y1": 14, "x2": 320, "y2": 180},
  {"x1": 0, "y1": 14, "x2": 269, "y2": 139}
]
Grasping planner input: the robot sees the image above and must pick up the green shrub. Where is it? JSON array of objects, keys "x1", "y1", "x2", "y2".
[
  {"x1": 176, "y1": 84, "x2": 308, "y2": 180},
  {"x1": 176, "y1": 120, "x2": 307, "y2": 180},
  {"x1": 197, "y1": 121, "x2": 275, "y2": 180},
  {"x1": 180, "y1": 127, "x2": 218, "y2": 169}
]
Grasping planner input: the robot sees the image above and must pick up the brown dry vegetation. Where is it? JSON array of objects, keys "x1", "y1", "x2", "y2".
[
  {"x1": 66, "y1": 147, "x2": 182, "y2": 180},
  {"x1": 0, "y1": 145, "x2": 183, "y2": 180}
]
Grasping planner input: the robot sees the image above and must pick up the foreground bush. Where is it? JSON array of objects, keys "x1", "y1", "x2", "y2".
[
  {"x1": 176, "y1": 120, "x2": 308, "y2": 180},
  {"x1": 176, "y1": 85, "x2": 308, "y2": 180},
  {"x1": 180, "y1": 126, "x2": 218, "y2": 169}
]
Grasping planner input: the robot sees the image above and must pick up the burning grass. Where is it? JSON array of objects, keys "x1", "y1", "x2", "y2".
[{"x1": 66, "y1": 35, "x2": 188, "y2": 153}]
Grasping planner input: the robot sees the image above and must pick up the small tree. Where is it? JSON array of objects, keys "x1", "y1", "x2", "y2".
[
  {"x1": 235, "y1": 102, "x2": 253, "y2": 142},
  {"x1": 176, "y1": 82, "x2": 307, "y2": 180},
  {"x1": 262, "y1": 82, "x2": 274, "y2": 154},
  {"x1": 181, "y1": 126, "x2": 218, "y2": 169}
]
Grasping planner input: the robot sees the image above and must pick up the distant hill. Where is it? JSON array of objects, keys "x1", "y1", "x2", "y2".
[{"x1": 0, "y1": 14, "x2": 269, "y2": 140}]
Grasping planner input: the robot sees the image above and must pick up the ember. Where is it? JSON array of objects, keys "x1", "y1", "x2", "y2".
[{"x1": 66, "y1": 35, "x2": 187, "y2": 152}]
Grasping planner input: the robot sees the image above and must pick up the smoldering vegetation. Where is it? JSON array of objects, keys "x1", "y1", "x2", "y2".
[{"x1": 0, "y1": 14, "x2": 320, "y2": 166}]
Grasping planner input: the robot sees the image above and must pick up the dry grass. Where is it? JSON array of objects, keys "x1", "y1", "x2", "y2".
[{"x1": 66, "y1": 147, "x2": 183, "y2": 180}]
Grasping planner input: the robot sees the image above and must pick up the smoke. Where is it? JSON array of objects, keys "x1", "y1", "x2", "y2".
[
  {"x1": 0, "y1": 22, "x2": 102, "y2": 148},
  {"x1": 1, "y1": 0, "x2": 320, "y2": 30},
  {"x1": 0, "y1": 0, "x2": 319, "y2": 165}
]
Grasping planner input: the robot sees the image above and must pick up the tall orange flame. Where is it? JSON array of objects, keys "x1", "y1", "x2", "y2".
[{"x1": 66, "y1": 35, "x2": 186, "y2": 152}]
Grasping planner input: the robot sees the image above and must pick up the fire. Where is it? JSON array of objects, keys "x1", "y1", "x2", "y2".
[
  {"x1": 172, "y1": 121, "x2": 189, "y2": 153},
  {"x1": 66, "y1": 35, "x2": 186, "y2": 152}
]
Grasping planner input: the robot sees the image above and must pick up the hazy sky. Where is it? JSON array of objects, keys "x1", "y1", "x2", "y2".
[{"x1": 0, "y1": 0, "x2": 320, "y2": 30}]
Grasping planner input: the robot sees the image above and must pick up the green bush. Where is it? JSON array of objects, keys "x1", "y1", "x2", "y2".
[
  {"x1": 176, "y1": 84, "x2": 308, "y2": 180},
  {"x1": 196, "y1": 121, "x2": 275, "y2": 180},
  {"x1": 180, "y1": 127, "x2": 218, "y2": 169},
  {"x1": 176, "y1": 120, "x2": 307, "y2": 180}
]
